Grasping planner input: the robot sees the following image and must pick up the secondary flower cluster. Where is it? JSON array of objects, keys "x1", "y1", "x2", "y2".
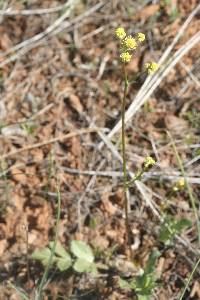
[
  {"x1": 145, "y1": 62, "x2": 159, "y2": 74},
  {"x1": 115, "y1": 27, "x2": 159, "y2": 74},
  {"x1": 115, "y1": 27, "x2": 145, "y2": 63}
]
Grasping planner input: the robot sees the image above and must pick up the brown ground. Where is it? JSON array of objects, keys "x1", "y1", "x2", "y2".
[{"x1": 0, "y1": 0, "x2": 200, "y2": 299}]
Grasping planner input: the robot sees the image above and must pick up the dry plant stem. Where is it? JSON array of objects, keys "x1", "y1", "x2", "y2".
[{"x1": 121, "y1": 63, "x2": 131, "y2": 253}]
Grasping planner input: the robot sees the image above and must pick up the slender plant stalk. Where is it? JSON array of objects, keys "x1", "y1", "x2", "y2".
[
  {"x1": 9, "y1": 283, "x2": 30, "y2": 300},
  {"x1": 36, "y1": 183, "x2": 61, "y2": 300},
  {"x1": 121, "y1": 63, "x2": 131, "y2": 252},
  {"x1": 25, "y1": 221, "x2": 31, "y2": 292},
  {"x1": 179, "y1": 257, "x2": 200, "y2": 300},
  {"x1": 168, "y1": 131, "x2": 200, "y2": 245}
]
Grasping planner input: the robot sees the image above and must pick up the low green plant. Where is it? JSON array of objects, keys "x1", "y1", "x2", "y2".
[
  {"x1": 159, "y1": 215, "x2": 192, "y2": 245},
  {"x1": 32, "y1": 239, "x2": 101, "y2": 276},
  {"x1": 119, "y1": 250, "x2": 161, "y2": 300},
  {"x1": 21, "y1": 122, "x2": 37, "y2": 136}
]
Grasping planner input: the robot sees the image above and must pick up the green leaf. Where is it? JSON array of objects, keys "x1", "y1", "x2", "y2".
[
  {"x1": 174, "y1": 218, "x2": 192, "y2": 232},
  {"x1": 49, "y1": 241, "x2": 70, "y2": 258},
  {"x1": 57, "y1": 257, "x2": 72, "y2": 271},
  {"x1": 71, "y1": 240, "x2": 94, "y2": 263},
  {"x1": 119, "y1": 278, "x2": 131, "y2": 290},
  {"x1": 159, "y1": 217, "x2": 192, "y2": 245},
  {"x1": 73, "y1": 258, "x2": 93, "y2": 273},
  {"x1": 144, "y1": 250, "x2": 160, "y2": 275},
  {"x1": 31, "y1": 247, "x2": 52, "y2": 266},
  {"x1": 138, "y1": 295, "x2": 150, "y2": 300},
  {"x1": 132, "y1": 273, "x2": 157, "y2": 296}
]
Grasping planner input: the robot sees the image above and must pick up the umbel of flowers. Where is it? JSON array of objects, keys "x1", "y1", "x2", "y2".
[{"x1": 115, "y1": 27, "x2": 159, "y2": 74}]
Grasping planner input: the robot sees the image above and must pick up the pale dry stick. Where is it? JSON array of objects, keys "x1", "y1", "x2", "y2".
[
  {"x1": 45, "y1": 1, "x2": 107, "y2": 37},
  {"x1": 1, "y1": 128, "x2": 104, "y2": 160},
  {"x1": 158, "y1": 3, "x2": 200, "y2": 66},
  {"x1": 62, "y1": 167, "x2": 122, "y2": 177},
  {"x1": 0, "y1": 1, "x2": 106, "y2": 69},
  {"x1": 145, "y1": 173, "x2": 200, "y2": 185},
  {"x1": 0, "y1": 0, "x2": 77, "y2": 59},
  {"x1": 0, "y1": 103, "x2": 54, "y2": 129},
  {"x1": 0, "y1": 4, "x2": 67, "y2": 16},
  {"x1": 180, "y1": 61, "x2": 200, "y2": 88},
  {"x1": 61, "y1": 167, "x2": 200, "y2": 185},
  {"x1": 184, "y1": 155, "x2": 200, "y2": 167},
  {"x1": 77, "y1": 159, "x2": 105, "y2": 231},
  {"x1": 81, "y1": 25, "x2": 106, "y2": 41}
]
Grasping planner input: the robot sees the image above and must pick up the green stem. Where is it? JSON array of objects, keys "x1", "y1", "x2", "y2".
[
  {"x1": 179, "y1": 257, "x2": 200, "y2": 300},
  {"x1": 36, "y1": 183, "x2": 61, "y2": 300},
  {"x1": 168, "y1": 132, "x2": 200, "y2": 245},
  {"x1": 121, "y1": 63, "x2": 131, "y2": 252}
]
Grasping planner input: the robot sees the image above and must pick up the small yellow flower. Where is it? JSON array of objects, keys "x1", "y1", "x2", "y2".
[
  {"x1": 120, "y1": 52, "x2": 132, "y2": 63},
  {"x1": 115, "y1": 27, "x2": 126, "y2": 40},
  {"x1": 144, "y1": 156, "x2": 156, "y2": 169},
  {"x1": 124, "y1": 36, "x2": 137, "y2": 50},
  {"x1": 145, "y1": 62, "x2": 159, "y2": 74},
  {"x1": 178, "y1": 178, "x2": 185, "y2": 187},
  {"x1": 137, "y1": 32, "x2": 145, "y2": 42}
]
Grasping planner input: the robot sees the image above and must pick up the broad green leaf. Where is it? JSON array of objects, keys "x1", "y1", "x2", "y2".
[
  {"x1": 73, "y1": 258, "x2": 93, "y2": 273},
  {"x1": 71, "y1": 240, "x2": 94, "y2": 263},
  {"x1": 138, "y1": 295, "x2": 150, "y2": 300},
  {"x1": 89, "y1": 263, "x2": 98, "y2": 276},
  {"x1": 49, "y1": 241, "x2": 70, "y2": 258},
  {"x1": 159, "y1": 217, "x2": 192, "y2": 245},
  {"x1": 31, "y1": 247, "x2": 52, "y2": 266},
  {"x1": 57, "y1": 257, "x2": 72, "y2": 271},
  {"x1": 174, "y1": 218, "x2": 192, "y2": 232},
  {"x1": 119, "y1": 278, "x2": 131, "y2": 290},
  {"x1": 144, "y1": 250, "x2": 160, "y2": 275}
]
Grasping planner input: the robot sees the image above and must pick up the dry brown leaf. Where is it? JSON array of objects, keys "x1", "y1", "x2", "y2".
[
  {"x1": 0, "y1": 33, "x2": 12, "y2": 51},
  {"x1": 135, "y1": 4, "x2": 159, "y2": 20},
  {"x1": 68, "y1": 94, "x2": 83, "y2": 114},
  {"x1": 92, "y1": 235, "x2": 109, "y2": 250},
  {"x1": 190, "y1": 281, "x2": 200, "y2": 298},
  {"x1": 11, "y1": 167, "x2": 27, "y2": 184},
  {"x1": 0, "y1": 239, "x2": 7, "y2": 256},
  {"x1": 101, "y1": 193, "x2": 118, "y2": 215},
  {"x1": 165, "y1": 115, "x2": 188, "y2": 136}
]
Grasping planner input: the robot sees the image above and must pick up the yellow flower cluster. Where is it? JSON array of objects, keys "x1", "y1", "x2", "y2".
[
  {"x1": 124, "y1": 36, "x2": 137, "y2": 50},
  {"x1": 120, "y1": 52, "x2": 132, "y2": 63},
  {"x1": 173, "y1": 178, "x2": 185, "y2": 192},
  {"x1": 115, "y1": 27, "x2": 159, "y2": 72},
  {"x1": 144, "y1": 156, "x2": 156, "y2": 169},
  {"x1": 136, "y1": 32, "x2": 145, "y2": 42},
  {"x1": 115, "y1": 27, "x2": 126, "y2": 40},
  {"x1": 145, "y1": 62, "x2": 159, "y2": 74},
  {"x1": 115, "y1": 27, "x2": 145, "y2": 63}
]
